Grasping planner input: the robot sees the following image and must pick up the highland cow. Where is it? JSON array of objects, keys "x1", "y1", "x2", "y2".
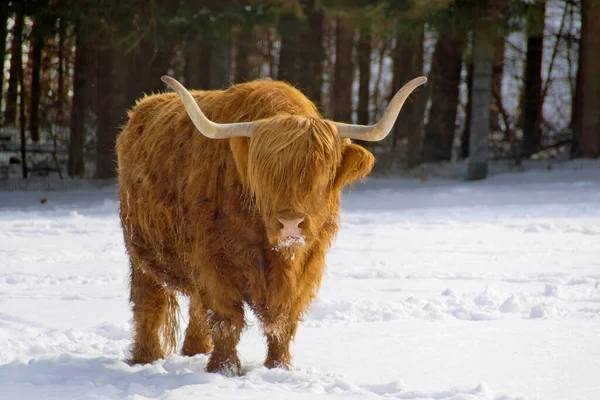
[{"x1": 116, "y1": 75, "x2": 426, "y2": 375}]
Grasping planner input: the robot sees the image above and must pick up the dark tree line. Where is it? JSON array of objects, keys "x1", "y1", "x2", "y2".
[{"x1": 0, "y1": 0, "x2": 598, "y2": 181}]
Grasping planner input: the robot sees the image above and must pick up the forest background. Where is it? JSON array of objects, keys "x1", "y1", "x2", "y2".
[{"x1": 0, "y1": 0, "x2": 598, "y2": 184}]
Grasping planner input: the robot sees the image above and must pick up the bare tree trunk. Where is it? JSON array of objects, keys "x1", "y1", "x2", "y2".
[
  {"x1": 4, "y1": 8, "x2": 24, "y2": 125},
  {"x1": 68, "y1": 26, "x2": 88, "y2": 178},
  {"x1": 332, "y1": 17, "x2": 354, "y2": 123},
  {"x1": 29, "y1": 17, "x2": 44, "y2": 142},
  {"x1": 466, "y1": 2, "x2": 497, "y2": 181},
  {"x1": 572, "y1": 0, "x2": 600, "y2": 157},
  {"x1": 185, "y1": 38, "x2": 211, "y2": 89},
  {"x1": 422, "y1": 29, "x2": 466, "y2": 162},
  {"x1": 356, "y1": 24, "x2": 371, "y2": 125},
  {"x1": 391, "y1": 24, "x2": 426, "y2": 169},
  {"x1": 522, "y1": 0, "x2": 546, "y2": 153}
]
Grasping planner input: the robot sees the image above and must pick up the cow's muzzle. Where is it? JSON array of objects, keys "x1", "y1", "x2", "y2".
[{"x1": 277, "y1": 216, "x2": 305, "y2": 238}]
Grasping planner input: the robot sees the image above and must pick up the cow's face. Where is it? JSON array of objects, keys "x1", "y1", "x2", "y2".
[{"x1": 232, "y1": 116, "x2": 374, "y2": 252}]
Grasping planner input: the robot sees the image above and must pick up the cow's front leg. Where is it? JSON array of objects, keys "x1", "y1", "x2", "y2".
[
  {"x1": 204, "y1": 300, "x2": 245, "y2": 376},
  {"x1": 263, "y1": 316, "x2": 298, "y2": 370},
  {"x1": 181, "y1": 294, "x2": 212, "y2": 357}
]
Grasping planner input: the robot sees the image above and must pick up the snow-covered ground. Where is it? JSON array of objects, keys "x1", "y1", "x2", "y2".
[{"x1": 1, "y1": 169, "x2": 600, "y2": 400}]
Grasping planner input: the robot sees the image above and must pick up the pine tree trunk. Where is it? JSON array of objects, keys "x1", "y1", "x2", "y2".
[
  {"x1": 209, "y1": 30, "x2": 231, "y2": 90},
  {"x1": 29, "y1": 17, "x2": 44, "y2": 142},
  {"x1": 57, "y1": 19, "x2": 66, "y2": 125},
  {"x1": 4, "y1": 9, "x2": 24, "y2": 125},
  {"x1": 111, "y1": 46, "x2": 128, "y2": 133},
  {"x1": 68, "y1": 27, "x2": 88, "y2": 178},
  {"x1": 522, "y1": 0, "x2": 546, "y2": 154},
  {"x1": 332, "y1": 17, "x2": 354, "y2": 123},
  {"x1": 298, "y1": 0, "x2": 325, "y2": 106},
  {"x1": 233, "y1": 26, "x2": 254, "y2": 83},
  {"x1": 464, "y1": 34, "x2": 505, "y2": 160},
  {"x1": 490, "y1": 35, "x2": 505, "y2": 133},
  {"x1": 124, "y1": 0, "x2": 178, "y2": 103},
  {"x1": 278, "y1": 1, "x2": 324, "y2": 105},
  {"x1": 391, "y1": 25, "x2": 426, "y2": 169},
  {"x1": 83, "y1": 38, "x2": 98, "y2": 117},
  {"x1": 422, "y1": 28, "x2": 466, "y2": 162},
  {"x1": 466, "y1": 3, "x2": 495, "y2": 180},
  {"x1": 19, "y1": 56, "x2": 28, "y2": 179},
  {"x1": 185, "y1": 38, "x2": 211, "y2": 89},
  {"x1": 95, "y1": 46, "x2": 117, "y2": 179},
  {"x1": 125, "y1": 38, "x2": 174, "y2": 109},
  {"x1": 571, "y1": 24, "x2": 583, "y2": 158},
  {"x1": 0, "y1": 7, "x2": 9, "y2": 114},
  {"x1": 356, "y1": 24, "x2": 371, "y2": 125},
  {"x1": 572, "y1": 0, "x2": 600, "y2": 158},
  {"x1": 278, "y1": 13, "x2": 301, "y2": 85},
  {"x1": 124, "y1": 47, "x2": 145, "y2": 111},
  {"x1": 461, "y1": 61, "x2": 474, "y2": 159},
  {"x1": 278, "y1": 32, "x2": 298, "y2": 84}
]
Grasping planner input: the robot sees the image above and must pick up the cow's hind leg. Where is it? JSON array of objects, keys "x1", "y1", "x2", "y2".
[
  {"x1": 181, "y1": 295, "x2": 212, "y2": 356},
  {"x1": 128, "y1": 264, "x2": 177, "y2": 365}
]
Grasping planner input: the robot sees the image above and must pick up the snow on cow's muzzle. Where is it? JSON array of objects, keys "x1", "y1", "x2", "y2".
[{"x1": 273, "y1": 215, "x2": 306, "y2": 250}]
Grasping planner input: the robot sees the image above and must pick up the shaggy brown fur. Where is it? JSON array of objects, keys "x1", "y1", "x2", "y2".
[{"x1": 116, "y1": 79, "x2": 374, "y2": 375}]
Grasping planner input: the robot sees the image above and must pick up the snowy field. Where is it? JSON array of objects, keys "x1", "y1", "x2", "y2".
[{"x1": 1, "y1": 169, "x2": 600, "y2": 400}]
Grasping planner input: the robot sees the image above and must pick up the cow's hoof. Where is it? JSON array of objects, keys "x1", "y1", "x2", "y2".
[
  {"x1": 181, "y1": 337, "x2": 213, "y2": 357},
  {"x1": 128, "y1": 347, "x2": 164, "y2": 366},
  {"x1": 206, "y1": 354, "x2": 241, "y2": 376},
  {"x1": 127, "y1": 355, "x2": 161, "y2": 366},
  {"x1": 264, "y1": 358, "x2": 291, "y2": 370}
]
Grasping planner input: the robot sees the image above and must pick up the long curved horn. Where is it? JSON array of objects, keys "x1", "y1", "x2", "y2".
[
  {"x1": 333, "y1": 76, "x2": 427, "y2": 141},
  {"x1": 161, "y1": 75, "x2": 255, "y2": 139}
]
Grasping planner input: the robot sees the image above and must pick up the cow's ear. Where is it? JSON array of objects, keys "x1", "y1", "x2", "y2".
[
  {"x1": 230, "y1": 137, "x2": 250, "y2": 186},
  {"x1": 333, "y1": 143, "x2": 374, "y2": 190}
]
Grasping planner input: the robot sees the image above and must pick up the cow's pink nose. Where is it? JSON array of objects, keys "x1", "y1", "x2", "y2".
[{"x1": 278, "y1": 217, "x2": 305, "y2": 236}]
